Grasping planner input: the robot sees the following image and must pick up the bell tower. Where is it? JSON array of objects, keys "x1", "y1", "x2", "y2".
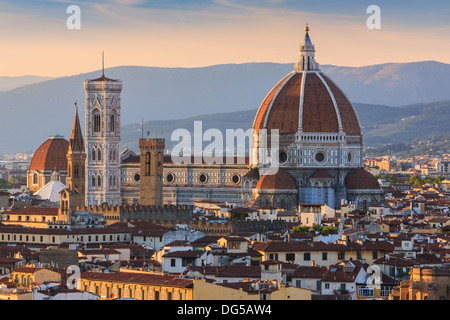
[
  {"x1": 139, "y1": 138, "x2": 165, "y2": 206},
  {"x1": 84, "y1": 59, "x2": 122, "y2": 206},
  {"x1": 67, "y1": 104, "x2": 86, "y2": 208}
]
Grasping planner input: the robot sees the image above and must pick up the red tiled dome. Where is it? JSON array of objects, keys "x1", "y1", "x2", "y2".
[
  {"x1": 345, "y1": 168, "x2": 380, "y2": 190},
  {"x1": 29, "y1": 136, "x2": 69, "y2": 171},
  {"x1": 309, "y1": 169, "x2": 333, "y2": 179},
  {"x1": 256, "y1": 169, "x2": 297, "y2": 190},
  {"x1": 253, "y1": 71, "x2": 361, "y2": 135}
]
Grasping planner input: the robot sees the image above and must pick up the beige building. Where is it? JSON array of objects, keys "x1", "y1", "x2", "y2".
[
  {"x1": 390, "y1": 267, "x2": 450, "y2": 300},
  {"x1": 11, "y1": 267, "x2": 61, "y2": 288},
  {"x1": 1, "y1": 207, "x2": 59, "y2": 228},
  {"x1": 192, "y1": 278, "x2": 311, "y2": 300},
  {"x1": 78, "y1": 270, "x2": 194, "y2": 300}
]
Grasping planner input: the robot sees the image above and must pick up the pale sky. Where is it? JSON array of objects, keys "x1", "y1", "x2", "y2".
[{"x1": 1, "y1": 0, "x2": 450, "y2": 77}]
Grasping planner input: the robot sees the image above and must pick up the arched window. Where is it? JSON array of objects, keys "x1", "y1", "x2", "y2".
[
  {"x1": 98, "y1": 175, "x2": 102, "y2": 188},
  {"x1": 110, "y1": 112, "x2": 116, "y2": 133},
  {"x1": 98, "y1": 149, "x2": 102, "y2": 161},
  {"x1": 92, "y1": 175, "x2": 96, "y2": 187},
  {"x1": 157, "y1": 152, "x2": 162, "y2": 175},
  {"x1": 145, "y1": 152, "x2": 151, "y2": 176},
  {"x1": 33, "y1": 173, "x2": 38, "y2": 185},
  {"x1": 74, "y1": 164, "x2": 79, "y2": 178},
  {"x1": 93, "y1": 110, "x2": 101, "y2": 133},
  {"x1": 92, "y1": 148, "x2": 96, "y2": 161}
]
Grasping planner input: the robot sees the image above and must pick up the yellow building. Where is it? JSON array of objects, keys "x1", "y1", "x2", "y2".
[
  {"x1": 390, "y1": 267, "x2": 450, "y2": 300},
  {"x1": 11, "y1": 267, "x2": 62, "y2": 288},
  {"x1": 78, "y1": 270, "x2": 194, "y2": 300},
  {"x1": 1, "y1": 207, "x2": 59, "y2": 228},
  {"x1": 192, "y1": 278, "x2": 311, "y2": 300}
]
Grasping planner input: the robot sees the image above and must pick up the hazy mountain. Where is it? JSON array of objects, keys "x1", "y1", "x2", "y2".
[
  {"x1": 0, "y1": 75, "x2": 54, "y2": 92},
  {"x1": 121, "y1": 100, "x2": 450, "y2": 152},
  {"x1": 1, "y1": 61, "x2": 450, "y2": 153}
]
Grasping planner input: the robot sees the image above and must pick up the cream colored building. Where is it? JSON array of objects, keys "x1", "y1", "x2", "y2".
[
  {"x1": 192, "y1": 278, "x2": 311, "y2": 300},
  {"x1": 78, "y1": 270, "x2": 194, "y2": 300}
]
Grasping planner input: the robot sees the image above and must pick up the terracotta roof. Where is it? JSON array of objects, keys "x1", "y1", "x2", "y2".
[
  {"x1": 259, "y1": 241, "x2": 394, "y2": 253},
  {"x1": 256, "y1": 168, "x2": 297, "y2": 190},
  {"x1": 5, "y1": 207, "x2": 59, "y2": 216},
  {"x1": 80, "y1": 271, "x2": 193, "y2": 288},
  {"x1": 253, "y1": 71, "x2": 361, "y2": 135},
  {"x1": 87, "y1": 74, "x2": 119, "y2": 82},
  {"x1": 12, "y1": 267, "x2": 45, "y2": 274},
  {"x1": 162, "y1": 250, "x2": 205, "y2": 258},
  {"x1": 292, "y1": 266, "x2": 328, "y2": 279},
  {"x1": 242, "y1": 168, "x2": 260, "y2": 180},
  {"x1": 309, "y1": 169, "x2": 333, "y2": 179},
  {"x1": 29, "y1": 136, "x2": 69, "y2": 171},
  {"x1": 186, "y1": 265, "x2": 261, "y2": 279},
  {"x1": 345, "y1": 168, "x2": 381, "y2": 190}
]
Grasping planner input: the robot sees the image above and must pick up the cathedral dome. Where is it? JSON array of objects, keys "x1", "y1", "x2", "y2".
[
  {"x1": 29, "y1": 135, "x2": 69, "y2": 171},
  {"x1": 256, "y1": 169, "x2": 297, "y2": 190},
  {"x1": 345, "y1": 168, "x2": 380, "y2": 190},
  {"x1": 253, "y1": 26, "x2": 361, "y2": 136}
]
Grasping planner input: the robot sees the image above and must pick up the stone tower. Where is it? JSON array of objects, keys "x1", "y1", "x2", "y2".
[
  {"x1": 84, "y1": 70, "x2": 122, "y2": 206},
  {"x1": 67, "y1": 105, "x2": 86, "y2": 208},
  {"x1": 139, "y1": 138, "x2": 165, "y2": 206}
]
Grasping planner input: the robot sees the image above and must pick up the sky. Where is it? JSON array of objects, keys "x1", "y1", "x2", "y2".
[{"x1": 1, "y1": 0, "x2": 450, "y2": 77}]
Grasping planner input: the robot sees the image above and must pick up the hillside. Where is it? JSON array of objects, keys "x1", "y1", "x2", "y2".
[
  {"x1": 2, "y1": 61, "x2": 450, "y2": 153},
  {"x1": 122, "y1": 101, "x2": 450, "y2": 153}
]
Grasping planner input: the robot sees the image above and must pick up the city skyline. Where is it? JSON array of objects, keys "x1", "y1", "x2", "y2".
[{"x1": 0, "y1": 0, "x2": 450, "y2": 77}]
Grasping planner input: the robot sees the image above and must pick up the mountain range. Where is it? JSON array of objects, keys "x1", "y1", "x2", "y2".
[{"x1": 1, "y1": 61, "x2": 450, "y2": 153}]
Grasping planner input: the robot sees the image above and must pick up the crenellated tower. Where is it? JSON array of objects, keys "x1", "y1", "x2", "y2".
[{"x1": 139, "y1": 138, "x2": 165, "y2": 206}]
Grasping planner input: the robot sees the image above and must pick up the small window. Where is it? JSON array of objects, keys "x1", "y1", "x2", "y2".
[
  {"x1": 166, "y1": 173, "x2": 175, "y2": 184},
  {"x1": 199, "y1": 174, "x2": 208, "y2": 184}
]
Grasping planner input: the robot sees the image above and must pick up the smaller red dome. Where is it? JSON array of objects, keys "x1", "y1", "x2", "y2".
[
  {"x1": 345, "y1": 168, "x2": 380, "y2": 190},
  {"x1": 29, "y1": 136, "x2": 69, "y2": 171},
  {"x1": 256, "y1": 169, "x2": 297, "y2": 190}
]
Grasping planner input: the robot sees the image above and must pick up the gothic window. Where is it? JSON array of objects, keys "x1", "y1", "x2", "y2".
[
  {"x1": 92, "y1": 148, "x2": 96, "y2": 161},
  {"x1": 33, "y1": 173, "x2": 38, "y2": 185},
  {"x1": 98, "y1": 149, "x2": 102, "y2": 161},
  {"x1": 98, "y1": 175, "x2": 102, "y2": 188},
  {"x1": 145, "y1": 152, "x2": 151, "y2": 176},
  {"x1": 74, "y1": 164, "x2": 79, "y2": 178},
  {"x1": 110, "y1": 176, "x2": 113, "y2": 189},
  {"x1": 93, "y1": 110, "x2": 101, "y2": 133},
  {"x1": 110, "y1": 114, "x2": 116, "y2": 133},
  {"x1": 92, "y1": 175, "x2": 96, "y2": 188}
]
